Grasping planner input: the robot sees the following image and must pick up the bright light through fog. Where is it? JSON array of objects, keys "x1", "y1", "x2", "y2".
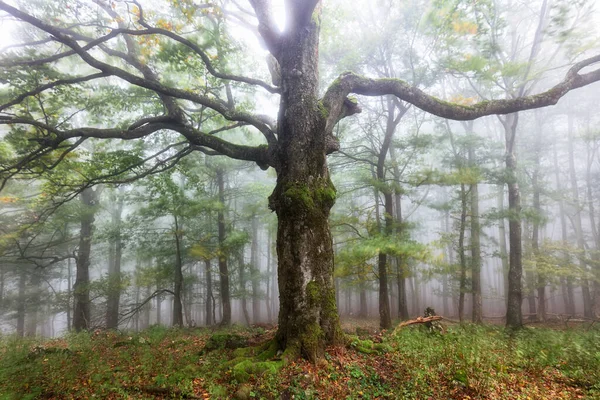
[{"x1": 271, "y1": 0, "x2": 286, "y2": 32}]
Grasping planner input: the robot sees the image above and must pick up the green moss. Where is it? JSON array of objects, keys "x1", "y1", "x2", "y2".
[
  {"x1": 231, "y1": 359, "x2": 283, "y2": 383},
  {"x1": 305, "y1": 281, "x2": 321, "y2": 306},
  {"x1": 234, "y1": 384, "x2": 252, "y2": 400},
  {"x1": 315, "y1": 185, "x2": 336, "y2": 205},
  {"x1": 374, "y1": 343, "x2": 393, "y2": 353},
  {"x1": 232, "y1": 346, "x2": 255, "y2": 358},
  {"x1": 348, "y1": 337, "x2": 392, "y2": 354},
  {"x1": 281, "y1": 339, "x2": 301, "y2": 363},
  {"x1": 284, "y1": 184, "x2": 315, "y2": 209},
  {"x1": 300, "y1": 322, "x2": 324, "y2": 362},
  {"x1": 317, "y1": 100, "x2": 329, "y2": 118},
  {"x1": 256, "y1": 339, "x2": 279, "y2": 361},
  {"x1": 208, "y1": 384, "x2": 228, "y2": 398},
  {"x1": 204, "y1": 333, "x2": 248, "y2": 351}
]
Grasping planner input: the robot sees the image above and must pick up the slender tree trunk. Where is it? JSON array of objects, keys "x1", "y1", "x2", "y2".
[
  {"x1": 216, "y1": 167, "x2": 231, "y2": 325},
  {"x1": 134, "y1": 284, "x2": 140, "y2": 331},
  {"x1": 554, "y1": 143, "x2": 576, "y2": 315},
  {"x1": 73, "y1": 188, "x2": 96, "y2": 332},
  {"x1": 458, "y1": 184, "x2": 468, "y2": 322},
  {"x1": 106, "y1": 189, "x2": 124, "y2": 329},
  {"x1": 26, "y1": 269, "x2": 41, "y2": 336},
  {"x1": 172, "y1": 215, "x2": 184, "y2": 327},
  {"x1": 468, "y1": 143, "x2": 483, "y2": 324},
  {"x1": 522, "y1": 217, "x2": 537, "y2": 319},
  {"x1": 389, "y1": 143, "x2": 409, "y2": 321},
  {"x1": 445, "y1": 204, "x2": 456, "y2": 317},
  {"x1": 503, "y1": 114, "x2": 523, "y2": 329},
  {"x1": 532, "y1": 199, "x2": 545, "y2": 321},
  {"x1": 374, "y1": 96, "x2": 405, "y2": 330},
  {"x1": 205, "y1": 259, "x2": 213, "y2": 326},
  {"x1": 66, "y1": 257, "x2": 72, "y2": 330},
  {"x1": 239, "y1": 247, "x2": 251, "y2": 326},
  {"x1": 359, "y1": 278, "x2": 368, "y2": 318},
  {"x1": 567, "y1": 116, "x2": 593, "y2": 318},
  {"x1": 16, "y1": 266, "x2": 26, "y2": 337},
  {"x1": 532, "y1": 115, "x2": 545, "y2": 322},
  {"x1": 251, "y1": 215, "x2": 261, "y2": 323},
  {"x1": 156, "y1": 285, "x2": 162, "y2": 325},
  {"x1": 396, "y1": 257, "x2": 409, "y2": 320},
  {"x1": 497, "y1": 185, "x2": 509, "y2": 309}
]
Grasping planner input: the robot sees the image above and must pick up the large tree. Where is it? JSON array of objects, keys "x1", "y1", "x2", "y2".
[{"x1": 1, "y1": 0, "x2": 600, "y2": 359}]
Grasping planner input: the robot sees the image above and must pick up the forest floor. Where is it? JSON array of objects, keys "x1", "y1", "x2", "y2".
[{"x1": 1, "y1": 318, "x2": 599, "y2": 399}]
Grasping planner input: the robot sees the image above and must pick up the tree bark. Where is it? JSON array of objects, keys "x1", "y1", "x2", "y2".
[
  {"x1": 268, "y1": 7, "x2": 343, "y2": 361},
  {"x1": 73, "y1": 187, "x2": 97, "y2": 331}
]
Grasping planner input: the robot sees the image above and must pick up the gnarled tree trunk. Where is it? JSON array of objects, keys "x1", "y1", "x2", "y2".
[{"x1": 268, "y1": 8, "x2": 344, "y2": 361}]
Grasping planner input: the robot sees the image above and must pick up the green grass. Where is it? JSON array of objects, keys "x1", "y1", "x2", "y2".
[{"x1": 0, "y1": 323, "x2": 598, "y2": 399}]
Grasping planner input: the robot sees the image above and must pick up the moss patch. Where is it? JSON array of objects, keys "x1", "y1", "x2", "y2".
[
  {"x1": 283, "y1": 183, "x2": 315, "y2": 209},
  {"x1": 317, "y1": 100, "x2": 329, "y2": 118},
  {"x1": 204, "y1": 333, "x2": 248, "y2": 352},
  {"x1": 256, "y1": 339, "x2": 279, "y2": 362},
  {"x1": 348, "y1": 336, "x2": 392, "y2": 354},
  {"x1": 232, "y1": 359, "x2": 283, "y2": 383}
]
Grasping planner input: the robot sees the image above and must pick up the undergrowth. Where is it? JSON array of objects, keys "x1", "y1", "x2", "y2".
[{"x1": 0, "y1": 323, "x2": 598, "y2": 399}]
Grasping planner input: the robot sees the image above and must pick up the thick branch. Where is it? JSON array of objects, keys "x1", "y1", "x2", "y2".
[
  {"x1": 323, "y1": 56, "x2": 600, "y2": 122},
  {"x1": 285, "y1": 0, "x2": 320, "y2": 32},
  {"x1": 247, "y1": 0, "x2": 282, "y2": 55},
  {"x1": 0, "y1": 116, "x2": 273, "y2": 168}
]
